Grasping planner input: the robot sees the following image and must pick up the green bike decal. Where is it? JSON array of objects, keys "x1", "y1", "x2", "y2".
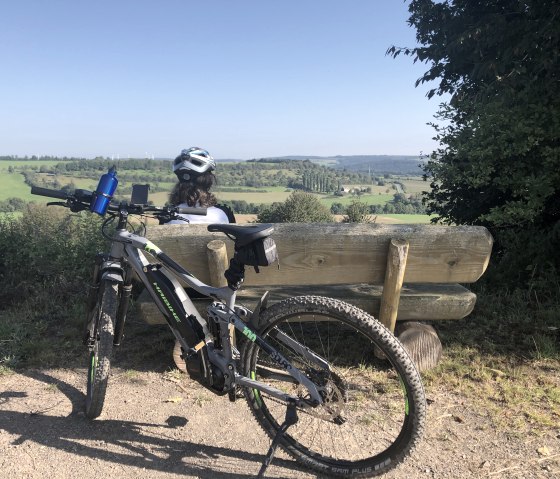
[
  {"x1": 242, "y1": 326, "x2": 257, "y2": 342},
  {"x1": 152, "y1": 282, "x2": 182, "y2": 323},
  {"x1": 144, "y1": 241, "x2": 162, "y2": 256},
  {"x1": 399, "y1": 376, "x2": 410, "y2": 415},
  {"x1": 251, "y1": 371, "x2": 263, "y2": 407}
]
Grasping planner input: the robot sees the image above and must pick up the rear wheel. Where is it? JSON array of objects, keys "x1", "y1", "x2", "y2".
[
  {"x1": 241, "y1": 296, "x2": 426, "y2": 477},
  {"x1": 85, "y1": 281, "x2": 118, "y2": 419}
]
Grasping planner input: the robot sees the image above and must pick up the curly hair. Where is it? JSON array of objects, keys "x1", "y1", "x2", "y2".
[{"x1": 169, "y1": 172, "x2": 218, "y2": 207}]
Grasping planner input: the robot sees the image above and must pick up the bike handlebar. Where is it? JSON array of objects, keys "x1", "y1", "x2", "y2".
[
  {"x1": 31, "y1": 186, "x2": 70, "y2": 200},
  {"x1": 30, "y1": 186, "x2": 208, "y2": 217},
  {"x1": 176, "y1": 206, "x2": 208, "y2": 216}
]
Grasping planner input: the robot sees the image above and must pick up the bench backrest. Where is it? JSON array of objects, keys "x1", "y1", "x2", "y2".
[{"x1": 145, "y1": 223, "x2": 493, "y2": 287}]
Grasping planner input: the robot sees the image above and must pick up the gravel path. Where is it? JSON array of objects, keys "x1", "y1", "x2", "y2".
[{"x1": 1, "y1": 368, "x2": 558, "y2": 479}]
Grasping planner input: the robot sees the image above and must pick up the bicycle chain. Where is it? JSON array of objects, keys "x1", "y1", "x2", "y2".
[{"x1": 246, "y1": 381, "x2": 345, "y2": 422}]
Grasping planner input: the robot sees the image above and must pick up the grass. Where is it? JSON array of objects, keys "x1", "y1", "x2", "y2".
[
  {"x1": 216, "y1": 190, "x2": 293, "y2": 204},
  {"x1": 0, "y1": 160, "x2": 63, "y2": 170},
  {"x1": 320, "y1": 193, "x2": 394, "y2": 207},
  {"x1": 1, "y1": 173, "x2": 49, "y2": 202},
  {"x1": 0, "y1": 299, "x2": 86, "y2": 370},
  {"x1": 421, "y1": 288, "x2": 560, "y2": 433},
  {"x1": 397, "y1": 178, "x2": 431, "y2": 195},
  {"x1": 377, "y1": 214, "x2": 434, "y2": 224},
  {"x1": 35, "y1": 174, "x2": 97, "y2": 190}
]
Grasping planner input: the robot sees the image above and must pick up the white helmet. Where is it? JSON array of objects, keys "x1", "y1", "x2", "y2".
[{"x1": 173, "y1": 147, "x2": 216, "y2": 181}]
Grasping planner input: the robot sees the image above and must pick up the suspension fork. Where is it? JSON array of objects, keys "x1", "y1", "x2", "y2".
[
  {"x1": 114, "y1": 263, "x2": 132, "y2": 346},
  {"x1": 83, "y1": 253, "x2": 105, "y2": 345}
]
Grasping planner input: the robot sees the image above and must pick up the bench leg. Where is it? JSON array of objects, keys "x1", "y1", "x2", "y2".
[
  {"x1": 395, "y1": 321, "x2": 443, "y2": 372},
  {"x1": 379, "y1": 238, "x2": 409, "y2": 333},
  {"x1": 173, "y1": 339, "x2": 187, "y2": 373}
]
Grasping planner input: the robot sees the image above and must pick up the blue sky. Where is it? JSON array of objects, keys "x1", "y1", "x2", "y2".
[{"x1": 0, "y1": 1, "x2": 441, "y2": 159}]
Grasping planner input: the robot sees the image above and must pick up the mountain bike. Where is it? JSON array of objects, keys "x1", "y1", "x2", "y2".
[{"x1": 31, "y1": 180, "x2": 426, "y2": 478}]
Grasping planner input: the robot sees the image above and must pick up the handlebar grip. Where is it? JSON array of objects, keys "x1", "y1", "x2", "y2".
[
  {"x1": 176, "y1": 206, "x2": 208, "y2": 216},
  {"x1": 31, "y1": 186, "x2": 69, "y2": 200}
]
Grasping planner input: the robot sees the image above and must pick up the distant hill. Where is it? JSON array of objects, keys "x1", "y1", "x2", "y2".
[{"x1": 242, "y1": 155, "x2": 425, "y2": 175}]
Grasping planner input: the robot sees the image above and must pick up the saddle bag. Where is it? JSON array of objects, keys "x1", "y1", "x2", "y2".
[{"x1": 236, "y1": 237, "x2": 278, "y2": 270}]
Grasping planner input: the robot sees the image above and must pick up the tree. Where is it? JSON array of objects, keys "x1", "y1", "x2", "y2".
[
  {"x1": 343, "y1": 200, "x2": 375, "y2": 224},
  {"x1": 330, "y1": 202, "x2": 345, "y2": 215},
  {"x1": 257, "y1": 191, "x2": 333, "y2": 223},
  {"x1": 389, "y1": 0, "x2": 560, "y2": 287}
]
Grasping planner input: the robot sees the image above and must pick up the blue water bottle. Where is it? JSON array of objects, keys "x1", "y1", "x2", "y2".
[{"x1": 90, "y1": 166, "x2": 118, "y2": 215}]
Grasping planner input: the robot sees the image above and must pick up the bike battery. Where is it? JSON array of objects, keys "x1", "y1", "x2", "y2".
[{"x1": 144, "y1": 267, "x2": 206, "y2": 349}]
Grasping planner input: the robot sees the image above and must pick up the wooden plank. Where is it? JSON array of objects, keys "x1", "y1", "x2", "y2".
[
  {"x1": 135, "y1": 283, "x2": 477, "y2": 326},
  {"x1": 145, "y1": 223, "x2": 493, "y2": 286},
  {"x1": 379, "y1": 239, "x2": 409, "y2": 332}
]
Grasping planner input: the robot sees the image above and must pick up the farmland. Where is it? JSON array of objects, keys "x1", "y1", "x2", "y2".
[
  {"x1": 1, "y1": 173, "x2": 49, "y2": 203},
  {"x1": 0, "y1": 158, "x2": 433, "y2": 222}
]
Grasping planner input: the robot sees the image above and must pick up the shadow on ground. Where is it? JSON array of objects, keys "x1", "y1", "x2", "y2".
[{"x1": 0, "y1": 370, "x2": 308, "y2": 479}]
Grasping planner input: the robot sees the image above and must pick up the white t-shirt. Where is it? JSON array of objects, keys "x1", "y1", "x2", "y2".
[{"x1": 167, "y1": 203, "x2": 230, "y2": 224}]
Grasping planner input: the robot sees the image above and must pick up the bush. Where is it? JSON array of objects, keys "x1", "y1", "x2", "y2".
[
  {"x1": 0, "y1": 205, "x2": 106, "y2": 305},
  {"x1": 0, "y1": 197, "x2": 27, "y2": 212},
  {"x1": 343, "y1": 200, "x2": 375, "y2": 223},
  {"x1": 330, "y1": 202, "x2": 345, "y2": 215},
  {"x1": 257, "y1": 191, "x2": 333, "y2": 223}
]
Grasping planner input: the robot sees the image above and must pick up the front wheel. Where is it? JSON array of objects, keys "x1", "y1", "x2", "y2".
[
  {"x1": 241, "y1": 296, "x2": 426, "y2": 478},
  {"x1": 85, "y1": 281, "x2": 118, "y2": 419}
]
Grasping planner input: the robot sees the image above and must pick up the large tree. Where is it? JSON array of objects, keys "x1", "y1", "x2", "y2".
[{"x1": 390, "y1": 0, "x2": 560, "y2": 286}]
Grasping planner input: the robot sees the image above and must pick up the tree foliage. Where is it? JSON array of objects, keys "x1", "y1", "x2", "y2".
[
  {"x1": 390, "y1": 0, "x2": 560, "y2": 288},
  {"x1": 342, "y1": 200, "x2": 376, "y2": 223},
  {"x1": 257, "y1": 191, "x2": 333, "y2": 223}
]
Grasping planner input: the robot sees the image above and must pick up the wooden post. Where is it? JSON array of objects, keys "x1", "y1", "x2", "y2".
[
  {"x1": 206, "y1": 239, "x2": 236, "y2": 346},
  {"x1": 206, "y1": 240, "x2": 229, "y2": 288},
  {"x1": 174, "y1": 239, "x2": 229, "y2": 373},
  {"x1": 379, "y1": 238, "x2": 409, "y2": 333}
]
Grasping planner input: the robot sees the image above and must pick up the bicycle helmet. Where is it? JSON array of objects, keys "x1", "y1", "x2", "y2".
[{"x1": 173, "y1": 147, "x2": 216, "y2": 181}]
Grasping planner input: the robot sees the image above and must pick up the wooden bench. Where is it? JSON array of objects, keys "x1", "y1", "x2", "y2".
[{"x1": 135, "y1": 223, "x2": 493, "y2": 370}]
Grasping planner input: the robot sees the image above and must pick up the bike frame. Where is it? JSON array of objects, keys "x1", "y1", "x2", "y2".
[{"x1": 105, "y1": 215, "x2": 327, "y2": 408}]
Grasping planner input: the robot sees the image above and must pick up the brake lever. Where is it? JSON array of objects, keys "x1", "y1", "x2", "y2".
[
  {"x1": 154, "y1": 212, "x2": 189, "y2": 224},
  {"x1": 46, "y1": 201, "x2": 68, "y2": 207},
  {"x1": 69, "y1": 202, "x2": 89, "y2": 213}
]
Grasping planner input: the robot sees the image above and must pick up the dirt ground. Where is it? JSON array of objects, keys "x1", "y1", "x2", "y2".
[{"x1": 1, "y1": 366, "x2": 559, "y2": 479}]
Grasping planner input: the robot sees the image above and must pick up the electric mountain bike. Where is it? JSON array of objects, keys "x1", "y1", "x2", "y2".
[{"x1": 31, "y1": 182, "x2": 426, "y2": 478}]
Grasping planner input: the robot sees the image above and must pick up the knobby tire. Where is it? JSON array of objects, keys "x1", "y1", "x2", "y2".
[
  {"x1": 85, "y1": 281, "x2": 118, "y2": 419},
  {"x1": 241, "y1": 296, "x2": 426, "y2": 478}
]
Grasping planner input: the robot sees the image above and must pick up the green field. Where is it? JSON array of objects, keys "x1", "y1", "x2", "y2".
[
  {"x1": 398, "y1": 178, "x2": 430, "y2": 194},
  {"x1": 1, "y1": 173, "x2": 49, "y2": 203},
  {"x1": 377, "y1": 214, "x2": 434, "y2": 224},
  {"x1": 149, "y1": 189, "x2": 294, "y2": 206},
  {"x1": 0, "y1": 161, "x2": 432, "y2": 223},
  {"x1": 34, "y1": 173, "x2": 97, "y2": 190},
  {"x1": 320, "y1": 193, "x2": 394, "y2": 207},
  {"x1": 0, "y1": 160, "x2": 63, "y2": 170}
]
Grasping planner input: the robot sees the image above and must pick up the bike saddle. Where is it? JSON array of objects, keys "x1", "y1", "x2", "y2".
[{"x1": 207, "y1": 223, "x2": 274, "y2": 247}]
